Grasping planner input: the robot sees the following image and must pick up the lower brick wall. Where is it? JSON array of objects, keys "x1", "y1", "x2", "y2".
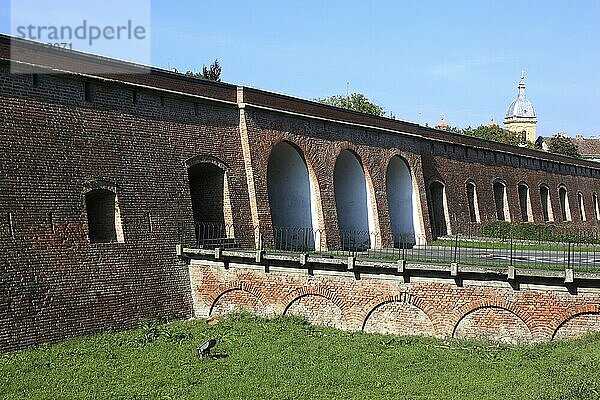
[{"x1": 189, "y1": 260, "x2": 600, "y2": 343}]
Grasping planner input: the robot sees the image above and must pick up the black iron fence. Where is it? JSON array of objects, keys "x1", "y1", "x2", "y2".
[{"x1": 179, "y1": 222, "x2": 600, "y2": 271}]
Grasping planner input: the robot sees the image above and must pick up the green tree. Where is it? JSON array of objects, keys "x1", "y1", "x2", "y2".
[
  {"x1": 546, "y1": 134, "x2": 581, "y2": 158},
  {"x1": 185, "y1": 59, "x2": 222, "y2": 82},
  {"x1": 459, "y1": 124, "x2": 524, "y2": 146},
  {"x1": 316, "y1": 93, "x2": 385, "y2": 116}
]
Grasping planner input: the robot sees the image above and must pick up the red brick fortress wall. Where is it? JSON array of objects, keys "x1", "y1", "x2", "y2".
[{"x1": 3, "y1": 36, "x2": 600, "y2": 351}]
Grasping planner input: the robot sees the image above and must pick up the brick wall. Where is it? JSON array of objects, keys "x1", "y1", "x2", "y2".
[
  {"x1": 242, "y1": 107, "x2": 427, "y2": 247},
  {"x1": 190, "y1": 260, "x2": 600, "y2": 343},
  {"x1": 423, "y1": 148, "x2": 600, "y2": 231},
  {"x1": 0, "y1": 64, "x2": 253, "y2": 351}
]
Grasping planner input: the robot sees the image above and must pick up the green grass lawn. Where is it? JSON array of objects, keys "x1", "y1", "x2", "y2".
[{"x1": 2, "y1": 314, "x2": 600, "y2": 400}]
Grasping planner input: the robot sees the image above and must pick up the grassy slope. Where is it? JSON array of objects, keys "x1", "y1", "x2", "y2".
[{"x1": 1, "y1": 315, "x2": 599, "y2": 400}]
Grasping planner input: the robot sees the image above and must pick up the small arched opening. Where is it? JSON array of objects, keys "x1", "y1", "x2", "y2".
[
  {"x1": 540, "y1": 184, "x2": 554, "y2": 222},
  {"x1": 85, "y1": 188, "x2": 124, "y2": 243},
  {"x1": 187, "y1": 159, "x2": 233, "y2": 242},
  {"x1": 429, "y1": 180, "x2": 450, "y2": 237},
  {"x1": 517, "y1": 182, "x2": 533, "y2": 222},
  {"x1": 577, "y1": 192, "x2": 586, "y2": 222},
  {"x1": 558, "y1": 186, "x2": 572, "y2": 222},
  {"x1": 593, "y1": 193, "x2": 600, "y2": 221},
  {"x1": 493, "y1": 180, "x2": 510, "y2": 221},
  {"x1": 465, "y1": 180, "x2": 480, "y2": 223}
]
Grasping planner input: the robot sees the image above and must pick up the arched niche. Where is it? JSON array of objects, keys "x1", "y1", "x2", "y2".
[
  {"x1": 186, "y1": 157, "x2": 234, "y2": 241},
  {"x1": 558, "y1": 185, "x2": 572, "y2": 222},
  {"x1": 493, "y1": 180, "x2": 510, "y2": 221},
  {"x1": 267, "y1": 141, "x2": 320, "y2": 250},
  {"x1": 429, "y1": 180, "x2": 450, "y2": 237},
  {"x1": 517, "y1": 182, "x2": 533, "y2": 222},
  {"x1": 465, "y1": 180, "x2": 480, "y2": 223},
  {"x1": 539, "y1": 184, "x2": 554, "y2": 222},
  {"x1": 577, "y1": 192, "x2": 586, "y2": 221},
  {"x1": 85, "y1": 188, "x2": 124, "y2": 243},
  {"x1": 386, "y1": 156, "x2": 420, "y2": 246},
  {"x1": 334, "y1": 150, "x2": 375, "y2": 250}
]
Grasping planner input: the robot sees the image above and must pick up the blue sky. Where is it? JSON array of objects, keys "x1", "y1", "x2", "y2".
[{"x1": 1, "y1": 0, "x2": 599, "y2": 136}]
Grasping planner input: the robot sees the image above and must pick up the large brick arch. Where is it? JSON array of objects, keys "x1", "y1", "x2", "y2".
[
  {"x1": 452, "y1": 300, "x2": 534, "y2": 343},
  {"x1": 208, "y1": 281, "x2": 269, "y2": 317},
  {"x1": 361, "y1": 293, "x2": 437, "y2": 337},
  {"x1": 552, "y1": 304, "x2": 600, "y2": 340},
  {"x1": 332, "y1": 146, "x2": 381, "y2": 248},
  {"x1": 267, "y1": 139, "x2": 327, "y2": 246}
]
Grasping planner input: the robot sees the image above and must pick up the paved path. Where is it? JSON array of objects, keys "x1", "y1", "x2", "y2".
[{"x1": 389, "y1": 244, "x2": 600, "y2": 269}]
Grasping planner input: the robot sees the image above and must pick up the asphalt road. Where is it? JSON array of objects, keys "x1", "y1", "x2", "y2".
[{"x1": 382, "y1": 244, "x2": 600, "y2": 269}]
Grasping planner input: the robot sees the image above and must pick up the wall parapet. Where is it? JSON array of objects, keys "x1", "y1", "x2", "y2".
[{"x1": 180, "y1": 247, "x2": 600, "y2": 289}]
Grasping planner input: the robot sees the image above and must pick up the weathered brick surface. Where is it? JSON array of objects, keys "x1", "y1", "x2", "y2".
[
  {"x1": 0, "y1": 64, "x2": 253, "y2": 351},
  {"x1": 211, "y1": 289, "x2": 265, "y2": 317},
  {"x1": 363, "y1": 301, "x2": 435, "y2": 337},
  {"x1": 190, "y1": 261, "x2": 600, "y2": 342},
  {"x1": 554, "y1": 313, "x2": 600, "y2": 340},
  {"x1": 285, "y1": 295, "x2": 344, "y2": 328},
  {"x1": 454, "y1": 307, "x2": 532, "y2": 344}
]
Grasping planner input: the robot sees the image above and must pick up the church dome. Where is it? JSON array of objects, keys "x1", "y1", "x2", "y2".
[
  {"x1": 505, "y1": 73, "x2": 536, "y2": 119},
  {"x1": 435, "y1": 115, "x2": 449, "y2": 130}
]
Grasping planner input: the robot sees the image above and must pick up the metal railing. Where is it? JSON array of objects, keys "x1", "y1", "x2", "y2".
[{"x1": 179, "y1": 221, "x2": 600, "y2": 272}]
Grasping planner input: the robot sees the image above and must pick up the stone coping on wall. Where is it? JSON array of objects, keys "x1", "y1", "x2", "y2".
[{"x1": 178, "y1": 246, "x2": 600, "y2": 289}]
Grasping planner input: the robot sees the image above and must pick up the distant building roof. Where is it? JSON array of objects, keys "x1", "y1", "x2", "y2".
[
  {"x1": 572, "y1": 135, "x2": 600, "y2": 158},
  {"x1": 537, "y1": 135, "x2": 600, "y2": 159}
]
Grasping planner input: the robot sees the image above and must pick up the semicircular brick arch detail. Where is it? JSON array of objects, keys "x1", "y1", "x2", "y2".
[
  {"x1": 361, "y1": 293, "x2": 436, "y2": 337},
  {"x1": 184, "y1": 154, "x2": 229, "y2": 171},
  {"x1": 552, "y1": 304, "x2": 600, "y2": 340},
  {"x1": 283, "y1": 293, "x2": 345, "y2": 329},
  {"x1": 208, "y1": 281, "x2": 269, "y2": 317},
  {"x1": 451, "y1": 299, "x2": 535, "y2": 332},
  {"x1": 282, "y1": 287, "x2": 349, "y2": 313},
  {"x1": 452, "y1": 300, "x2": 533, "y2": 344}
]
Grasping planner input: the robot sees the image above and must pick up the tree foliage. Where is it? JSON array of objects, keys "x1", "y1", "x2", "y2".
[
  {"x1": 458, "y1": 125, "x2": 524, "y2": 146},
  {"x1": 316, "y1": 93, "x2": 385, "y2": 117},
  {"x1": 546, "y1": 134, "x2": 581, "y2": 158},
  {"x1": 185, "y1": 59, "x2": 222, "y2": 82}
]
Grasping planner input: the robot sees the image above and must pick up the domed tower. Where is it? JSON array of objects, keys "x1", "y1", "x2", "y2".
[
  {"x1": 504, "y1": 72, "x2": 537, "y2": 143},
  {"x1": 435, "y1": 115, "x2": 449, "y2": 130}
]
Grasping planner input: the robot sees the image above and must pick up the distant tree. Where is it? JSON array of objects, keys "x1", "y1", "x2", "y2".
[
  {"x1": 185, "y1": 59, "x2": 222, "y2": 82},
  {"x1": 316, "y1": 93, "x2": 385, "y2": 117},
  {"x1": 459, "y1": 124, "x2": 523, "y2": 146},
  {"x1": 546, "y1": 134, "x2": 581, "y2": 158}
]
